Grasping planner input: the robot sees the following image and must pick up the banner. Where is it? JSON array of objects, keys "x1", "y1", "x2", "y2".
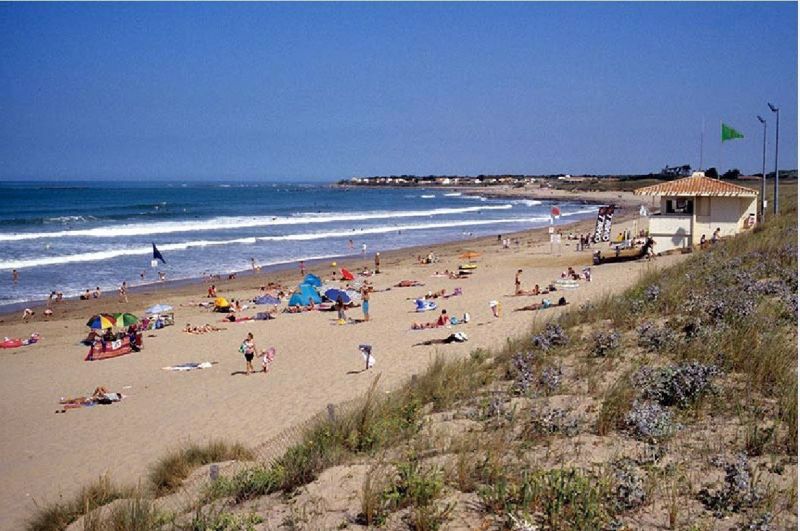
[
  {"x1": 592, "y1": 207, "x2": 607, "y2": 243},
  {"x1": 602, "y1": 205, "x2": 616, "y2": 242}
]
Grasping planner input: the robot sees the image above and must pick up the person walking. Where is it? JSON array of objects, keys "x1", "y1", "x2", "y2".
[
  {"x1": 299, "y1": 260, "x2": 306, "y2": 277},
  {"x1": 12, "y1": 269, "x2": 19, "y2": 284},
  {"x1": 514, "y1": 269, "x2": 523, "y2": 295},
  {"x1": 374, "y1": 252, "x2": 381, "y2": 274},
  {"x1": 360, "y1": 284, "x2": 371, "y2": 321},
  {"x1": 241, "y1": 332, "x2": 256, "y2": 375}
]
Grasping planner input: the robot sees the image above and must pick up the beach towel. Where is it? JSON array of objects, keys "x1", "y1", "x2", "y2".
[
  {"x1": 162, "y1": 362, "x2": 214, "y2": 371},
  {"x1": 415, "y1": 299, "x2": 438, "y2": 312}
]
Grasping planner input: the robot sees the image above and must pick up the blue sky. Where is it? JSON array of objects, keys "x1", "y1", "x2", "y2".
[{"x1": 0, "y1": 2, "x2": 796, "y2": 181}]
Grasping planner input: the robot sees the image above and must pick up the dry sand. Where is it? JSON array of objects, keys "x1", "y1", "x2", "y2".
[{"x1": 0, "y1": 190, "x2": 681, "y2": 529}]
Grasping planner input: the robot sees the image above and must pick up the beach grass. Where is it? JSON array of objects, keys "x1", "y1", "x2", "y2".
[
  {"x1": 148, "y1": 440, "x2": 254, "y2": 496},
  {"x1": 26, "y1": 475, "x2": 134, "y2": 531}
]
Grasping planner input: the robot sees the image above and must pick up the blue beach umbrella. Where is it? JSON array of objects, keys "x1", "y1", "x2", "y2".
[{"x1": 324, "y1": 288, "x2": 351, "y2": 304}]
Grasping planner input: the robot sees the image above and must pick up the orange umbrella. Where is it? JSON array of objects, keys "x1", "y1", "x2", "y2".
[{"x1": 459, "y1": 251, "x2": 481, "y2": 260}]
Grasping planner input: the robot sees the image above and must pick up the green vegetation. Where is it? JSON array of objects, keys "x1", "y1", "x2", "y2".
[
  {"x1": 26, "y1": 475, "x2": 134, "y2": 531},
  {"x1": 148, "y1": 440, "x2": 254, "y2": 496}
]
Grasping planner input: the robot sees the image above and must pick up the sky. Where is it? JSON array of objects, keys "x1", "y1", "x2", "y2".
[{"x1": 0, "y1": 2, "x2": 796, "y2": 181}]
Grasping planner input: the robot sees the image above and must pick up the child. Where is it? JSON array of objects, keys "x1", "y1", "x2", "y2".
[{"x1": 261, "y1": 347, "x2": 276, "y2": 373}]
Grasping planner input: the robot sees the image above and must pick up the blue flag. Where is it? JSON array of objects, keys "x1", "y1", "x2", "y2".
[{"x1": 152, "y1": 243, "x2": 166, "y2": 264}]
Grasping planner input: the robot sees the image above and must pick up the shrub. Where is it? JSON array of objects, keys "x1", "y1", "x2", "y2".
[
  {"x1": 531, "y1": 323, "x2": 569, "y2": 351},
  {"x1": 636, "y1": 321, "x2": 678, "y2": 352},
  {"x1": 697, "y1": 454, "x2": 761, "y2": 516},
  {"x1": 624, "y1": 400, "x2": 678, "y2": 441},
  {"x1": 610, "y1": 459, "x2": 646, "y2": 511},
  {"x1": 590, "y1": 330, "x2": 621, "y2": 357},
  {"x1": 633, "y1": 362, "x2": 721, "y2": 408}
]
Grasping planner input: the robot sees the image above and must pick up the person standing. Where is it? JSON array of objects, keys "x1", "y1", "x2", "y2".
[
  {"x1": 12, "y1": 269, "x2": 19, "y2": 284},
  {"x1": 711, "y1": 227, "x2": 721, "y2": 244},
  {"x1": 361, "y1": 243, "x2": 367, "y2": 256},
  {"x1": 360, "y1": 284, "x2": 371, "y2": 321},
  {"x1": 299, "y1": 260, "x2": 306, "y2": 277},
  {"x1": 336, "y1": 296, "x2": 346, "y2": 324},
  {"x1": 241, "y1": 332, "x2": 256, "y2": 375},
  {"x1": 515, "y1": 269, "x2": 523, "y2": 295},
  {"x1": 374, "y1": 252, "x2": 381, "y2": 274},
  {"x1": 119, "y1": 281, "x2": 128, "y2": 303}
]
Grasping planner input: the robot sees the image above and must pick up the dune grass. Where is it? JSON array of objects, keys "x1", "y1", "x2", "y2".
[
  {"x1": 148, "y1": 440, "x2": 254, "y2": 496},
  {"x1": 26, "y1": 475, "x2": 134, "y2": 531}
]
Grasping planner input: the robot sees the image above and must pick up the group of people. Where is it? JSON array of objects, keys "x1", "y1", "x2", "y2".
[
  {"x1": 79, "y1": 287, "x2": 102, "y2": 300},
  {"x1": 699, "y1": 227, "x2": 722, "y2": 249},
  {"x1": 184, "y1": 323, "x2": 225, "y2": 334}
]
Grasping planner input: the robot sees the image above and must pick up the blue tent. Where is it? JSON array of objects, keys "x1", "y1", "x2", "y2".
[
  {"x1": 288, "y1": 283, "x2": 322, "y2": 306},
  {"x1": 303, "y1": 273, "x2": 322, "y2": 287}
]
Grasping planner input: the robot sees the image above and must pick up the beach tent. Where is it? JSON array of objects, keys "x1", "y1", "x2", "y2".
[
  {"x1": 303, "y1": 273, "x2": 322, "y2": 287},
  {"x1": 340, "y1": 268, "x2": 355, "y2": 281},
  {"x1": 288, "y1": 283, "x2": 321, "y2": 306}
]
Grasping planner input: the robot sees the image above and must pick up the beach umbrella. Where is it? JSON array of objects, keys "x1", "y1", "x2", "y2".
[
  {"x1": 324, "y1": 288, "x2": 351, "y2": 304},
  {"x1": 86, "y1": 313, "x2": 116, "y2": 330},
  {"x1": 146, "y1": 304, "x2": 173, "y2": 314},
  {"x1": 459, "y1": 251, "x2": 481, "y2": 261},
  {"x1": 345, "y1": 289, "x2": 362, "y2": 303},
  {"x1": 113, "y1": 312, "x2": 139, "y2": 327},
  {"x1": 213, "y1": 297, "x2": 229, "y2": 308}
]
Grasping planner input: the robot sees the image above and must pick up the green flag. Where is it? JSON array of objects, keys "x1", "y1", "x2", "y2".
[{"x1": 721, "y1": 123, "x2": 744, "y2": 142}]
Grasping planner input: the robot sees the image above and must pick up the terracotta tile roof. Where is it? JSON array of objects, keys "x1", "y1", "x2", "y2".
[{"x1": 634, "y1": 175, "x2": 758, "y2": 197}]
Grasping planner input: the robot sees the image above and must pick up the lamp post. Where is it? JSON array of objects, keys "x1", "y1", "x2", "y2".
[
  {"x1": 757, "y1": 115, "x2": 767, "y2": 220},
  {"x1": 768, "y1": 103, "x2": 779, "y2": 214}
]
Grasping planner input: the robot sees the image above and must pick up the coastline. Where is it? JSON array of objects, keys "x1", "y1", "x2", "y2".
[
  {"x1": 0, "y1": 188, "x2": 655, "y2": 530},
  {"x1": 0, "y1": 188, "x2": 645, "y2": 321}
]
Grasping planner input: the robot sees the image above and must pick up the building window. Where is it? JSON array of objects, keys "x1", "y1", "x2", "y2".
[{"x1": 666, "y1": 198, "x2": 694, "y2": 214}]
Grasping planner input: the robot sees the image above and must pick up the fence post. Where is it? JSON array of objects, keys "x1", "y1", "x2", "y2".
[
  {"x1": 209, "y1": 464, "x2": 219, "y2": 481},
  {"x1": 327, "y1": 403, "x2": 336, "y2": 422}
]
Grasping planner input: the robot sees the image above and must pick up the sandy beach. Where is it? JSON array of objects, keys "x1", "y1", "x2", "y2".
[{"x1": 0, "y1": 190, "x2": 681, "y2": 529}]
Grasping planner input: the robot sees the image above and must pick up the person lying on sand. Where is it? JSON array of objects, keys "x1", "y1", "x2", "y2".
[
  {"x1": 412, "y1": 309, "x2": 450, "y2": 329},
  {"x1": 395, "y1": 280, "x2": 425, "y2": 287},
  {"x1": 515, "y1": 297, "x2": 568, "y2": 312},
  {"x1": 414, "y1": 331, "x2": 468, "y2": 346}
]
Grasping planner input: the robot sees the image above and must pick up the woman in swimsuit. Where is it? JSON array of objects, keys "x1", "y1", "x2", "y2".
[{"x1": 242, "y1": 332, "x2": 256, "y2": 375}]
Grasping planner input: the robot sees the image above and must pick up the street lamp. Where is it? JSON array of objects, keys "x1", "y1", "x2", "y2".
[
  {"x1": 757, "y1": 115, "x2": 767, "y2": 220},
  {"x1": 768, "y1": 102, "x2": 779, "y2": 214}
]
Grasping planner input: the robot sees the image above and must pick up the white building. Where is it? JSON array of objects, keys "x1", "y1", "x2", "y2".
[{"x1": 634, "y1": 173, "x2": 758, "y2": 252}]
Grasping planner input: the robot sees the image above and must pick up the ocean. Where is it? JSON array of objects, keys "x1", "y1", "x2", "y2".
[{"x1": 0, "y1": 181, "x2": 597, "y2": 307}]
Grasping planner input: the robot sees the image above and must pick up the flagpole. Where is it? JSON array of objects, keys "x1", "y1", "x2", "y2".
[{"x1": 718, "y1": 119, "x2": 722, "y2": 179}]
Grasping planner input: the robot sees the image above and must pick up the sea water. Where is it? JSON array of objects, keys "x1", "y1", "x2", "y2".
[{"x1": 0, "y1": 181, "x2": 597, "y2": 306}]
